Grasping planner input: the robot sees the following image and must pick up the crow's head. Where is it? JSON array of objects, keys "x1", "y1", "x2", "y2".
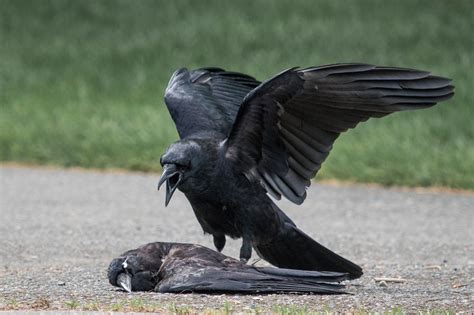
[
  {"x1": 108, "y1": 255, "x2": 158, "y2": 292},
  {"x1": 108, "y1": 242, "x2": 171, "y2": 292},
  {"x1": 158, "y1": 140, "x2": 204, "y2": 206}
]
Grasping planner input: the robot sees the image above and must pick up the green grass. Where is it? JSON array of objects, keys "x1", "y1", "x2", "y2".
[{"x1": 1, "y1": 0, "x2": 473, "y2": 188}]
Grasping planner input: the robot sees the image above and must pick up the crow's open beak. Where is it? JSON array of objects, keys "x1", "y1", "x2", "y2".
[
  {"x1": 117, "y1": 273, "x2": 132, "y2": 293},
  {"x1": 157, "y1": 164, "x2": 183, "y2": 206}
]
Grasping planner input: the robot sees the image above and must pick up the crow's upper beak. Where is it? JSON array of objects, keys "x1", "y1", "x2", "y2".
[
  {"x1": 117, "y1": 272, "x2": 132, "y2": 293},
  {"x1": 157, "y1": 164, "x2": 183, "y2": 206}
]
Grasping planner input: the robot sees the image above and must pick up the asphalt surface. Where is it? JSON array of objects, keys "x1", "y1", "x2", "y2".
[{"x1": 0, "y1": 165, "x2": 472, "y2": 313}]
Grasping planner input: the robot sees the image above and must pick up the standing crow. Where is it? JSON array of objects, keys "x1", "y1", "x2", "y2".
[
  {"x1": 108, "y1": 241, "x2": 349, "y2": 294},
  {"x1": 158, "y1": 64, "x2": 454, "y2": 279}
]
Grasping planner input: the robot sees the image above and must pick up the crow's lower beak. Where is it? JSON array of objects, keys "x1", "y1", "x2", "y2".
[
  {"x1": 117, "y1": 273, "x2": 132, "y2": 293},
  {"x1": 157, "y1": 164, "x2": 183, "y2": 206}
]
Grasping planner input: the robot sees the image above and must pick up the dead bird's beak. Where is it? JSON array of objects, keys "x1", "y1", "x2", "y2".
[{"x1": 117, "y1": 273, "x2": 132, "y2": 293}]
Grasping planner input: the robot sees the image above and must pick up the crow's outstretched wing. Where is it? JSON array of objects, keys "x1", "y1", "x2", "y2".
[
  {"x1": 226, "y1": 64, "x2": 454, "y2": 204},
  {"x1": 164, "y1": 68, "x2": 260, "y2": 138},
  {"x1": 157, "y1": 266, "x2": 347, "y2": 294}
]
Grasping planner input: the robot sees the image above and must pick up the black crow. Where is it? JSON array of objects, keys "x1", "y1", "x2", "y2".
[
  {"x1": 158, "y1": 64, "x2": 454, "y2": 279},
  {"x1": 108, "y1": 241, "x2": 349, "y2": 294}
]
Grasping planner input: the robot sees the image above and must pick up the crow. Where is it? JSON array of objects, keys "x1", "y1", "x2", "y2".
[
  {"x1": 108, "y1": 241, "x2": 349, "y2": 294},
  {"x1": 157, "y1": 64, "x2": 454, "y2": 279}
]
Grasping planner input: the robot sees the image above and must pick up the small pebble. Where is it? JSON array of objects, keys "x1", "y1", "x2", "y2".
[{"x1": 57, "y1": 281, "x2": 66, "y2": 286}]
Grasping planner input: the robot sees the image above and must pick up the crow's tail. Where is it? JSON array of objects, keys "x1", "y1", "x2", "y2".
[{"x1": 255, "y1": 224, "x2": 363, "y2": 279}]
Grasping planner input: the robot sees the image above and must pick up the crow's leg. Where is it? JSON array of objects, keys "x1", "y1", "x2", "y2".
[
  {"x1": 213, "y1": 234, "x2": 226, "y2": 252},
  {"x1": 239, "y1": 235, "x2": 252, "y2": 263}
]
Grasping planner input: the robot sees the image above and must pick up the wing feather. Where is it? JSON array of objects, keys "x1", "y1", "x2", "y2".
[
  {"x1": 158, "y1": 267, "x2": 346, "y2": 294},
  {"x1": 226, "y1": 64, "x2": 454, "y2": 204},
  {"x1": 164, "y1": 68, "x2": 260, "y2": 138}
]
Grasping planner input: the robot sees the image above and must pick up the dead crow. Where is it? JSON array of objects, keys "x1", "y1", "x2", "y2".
[{"x1": 108, "y1": 241, "x2": 349, "y2": 294}]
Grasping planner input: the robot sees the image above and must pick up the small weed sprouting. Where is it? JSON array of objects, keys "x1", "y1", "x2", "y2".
[
  {"x1": 83, "y1": 300, "x2": 101, "y2": 311},
  {"x1": 110, "y1": 300, "x2": 126, "y2": 312},
  {"x1": 129, "y1": 297, "x2": 146, "y2": 312},
  {"x1": 169, "y1": 302, "x2": 193, "y2": 315},
  {"x1": 222, "y1": 301, "x2": 234, "y2": 315},
  {"x1": 384, "y1": 306, "x2": 406, "y2": 315},
  {"x1": 5, "y1": 299, "x2": 20, "y2": 310},
  {"x1": 64, "y1": 299, "x2": 80, "y2": 310},
  {"x1": 273, "y1": 304, "x2": 310, "y2": 315}
]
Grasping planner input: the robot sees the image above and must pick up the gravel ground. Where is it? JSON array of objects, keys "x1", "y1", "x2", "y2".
[{"x1": 0, "y1": 166, "x2": 472, "y2": 313}]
